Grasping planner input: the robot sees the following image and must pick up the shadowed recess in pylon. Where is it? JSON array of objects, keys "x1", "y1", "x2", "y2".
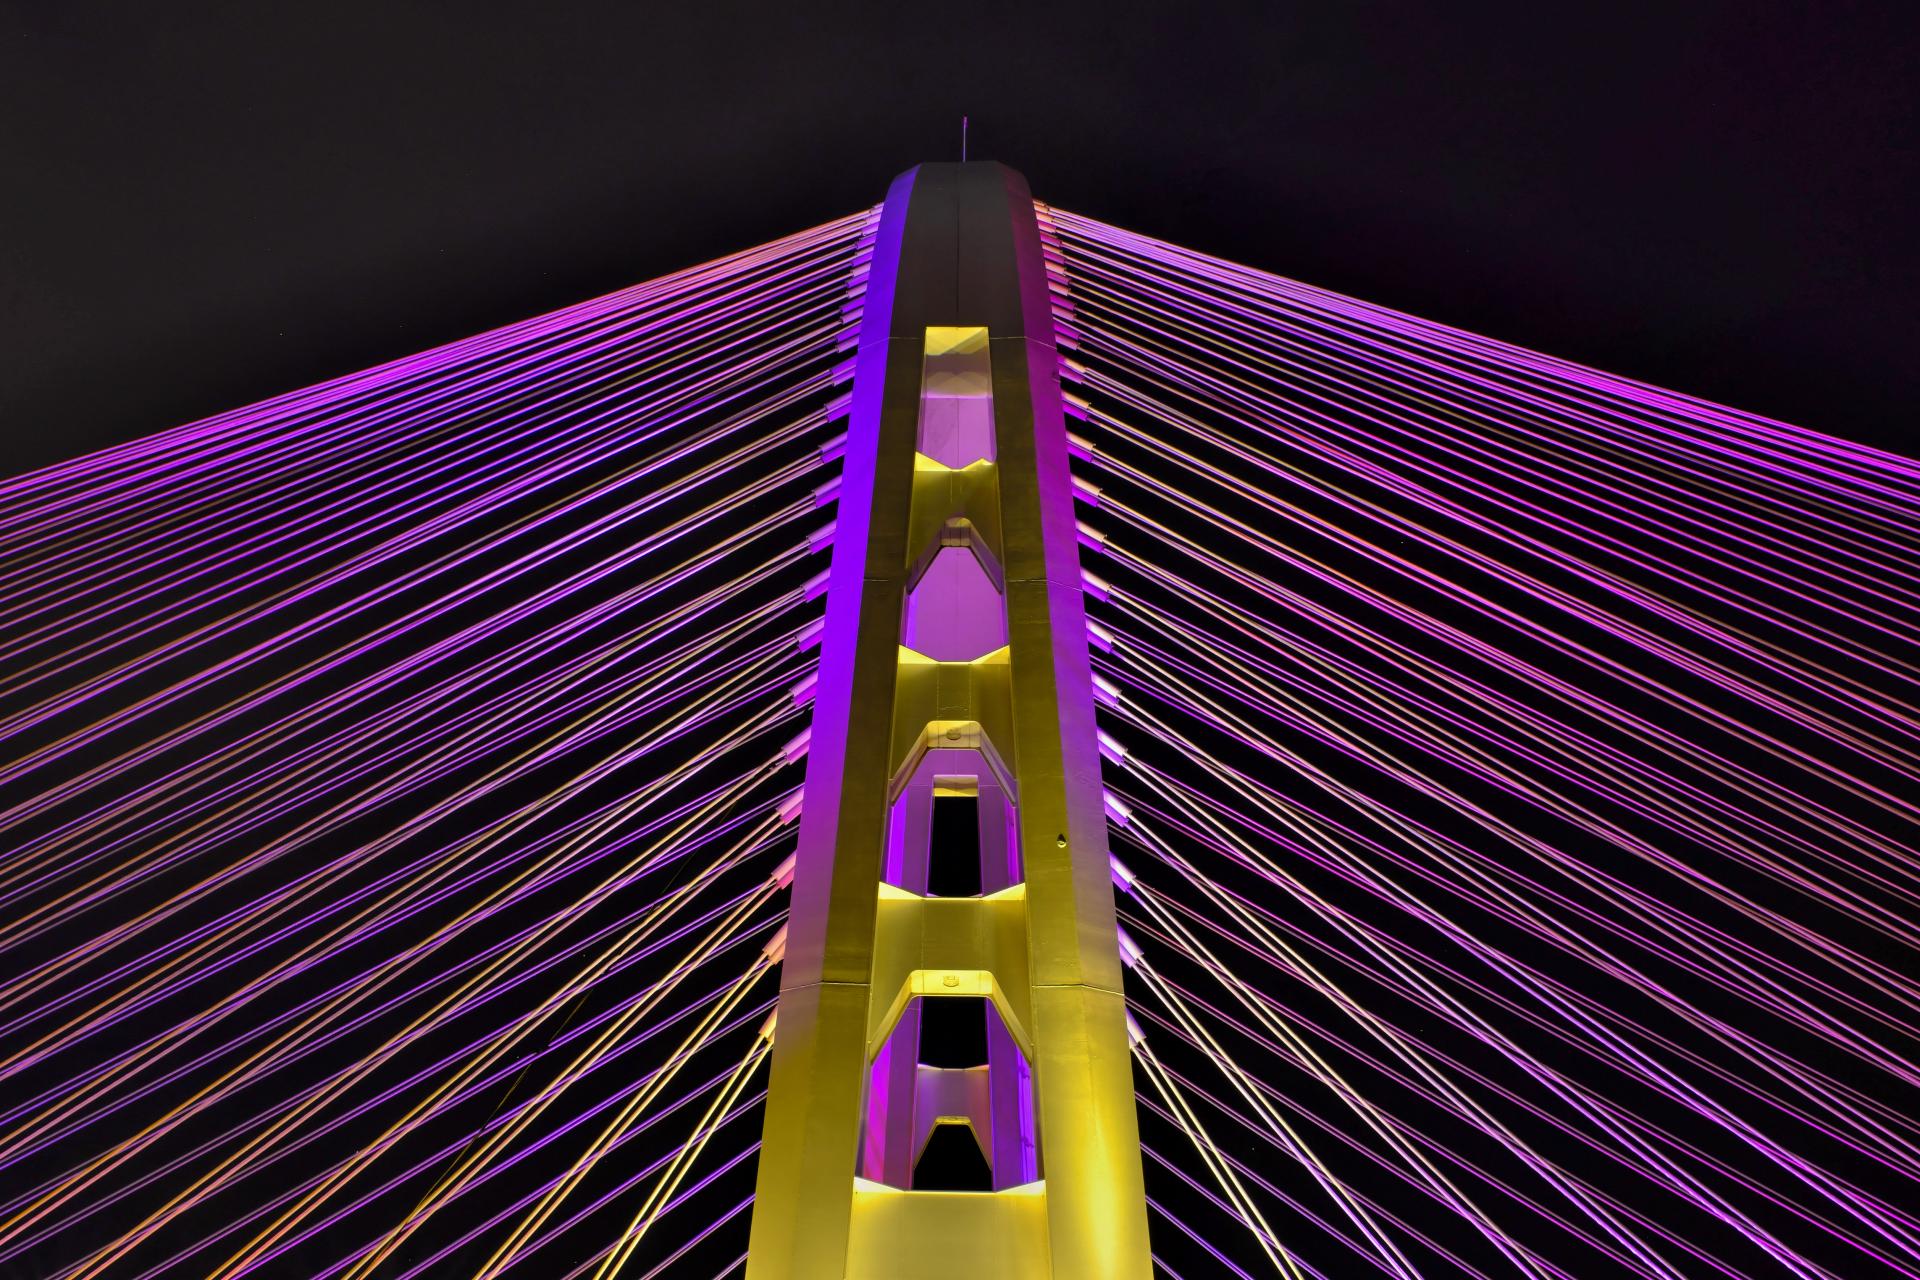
[{"x1": 1, "y1": 163, "x2": 1917, "y2": 1280}]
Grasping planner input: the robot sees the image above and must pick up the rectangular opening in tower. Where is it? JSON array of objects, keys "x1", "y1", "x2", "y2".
[
  {"x1": 918, "y1": 326, "x2": 994, "y2": 468},
  {"x1": 926, "y1": 791, "x2": 983, "y2": 897},
  {"x1": 917, "y1": 994, "x2": 990, "y2": 1068}
]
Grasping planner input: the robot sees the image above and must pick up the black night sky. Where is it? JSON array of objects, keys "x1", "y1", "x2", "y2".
[{"x1": 2, "y1": 1, "x2": 1915, "y2": 478}]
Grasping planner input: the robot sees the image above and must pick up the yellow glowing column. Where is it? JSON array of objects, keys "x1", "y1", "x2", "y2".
[{"x1": 747, "y1": 162, "x2": 1150, "y2": 1280}]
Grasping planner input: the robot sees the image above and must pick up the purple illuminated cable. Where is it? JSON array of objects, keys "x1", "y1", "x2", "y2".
[
  {"x1": 0, "y1": 573, "x2": 809, "y2": 903},
  {"x1": 1046, "y1": 247, "x2": 1920, "y2": 562},
  {"x1": 1077, "y1": 375, "x2": 1920, "y2": 701},
  {"x1": 0, "y1": 710, "x2": 795, "y2": 1100},
  {"x1": 1141, "y1": 1188, "x2": 1293, "y2": 1280},
  {"x1": 0, "y1": 816, "x2": 784, "y2": 1161},
  {"x1": 0, "y1": 437, "x2": 819, "y2": 788},
  {"x1": 1100, "y1": 633, "x2": 1920, "y2": 1003},
  {"x1": 1126, "y1": 833, "x2": 1920, "y2": 1179},
  {"x1": 1121, "y1": 752, "x2": 1920, "y2": 1205},
  {"x1": 0, "y1": 338, "x2": 839, "y2": 649},
  {"x1": 1108, "y1": 659, "x2": 1920, "y2": 1072},
  {"x1": 1119, "y1": 772, "x2": 1920, "y2": 1139},
  {"x1": 1052, "y1": 235, "x2": 1920, "y2": 606},
  {"x1": 0, "y1": 263, "x2": 853, "y2": 630},
  {"x1": 0, "y1": 714, "x2": 800, "y2": 1111},
  {"x1": 1142, "y1": 926, "x2": 1920, "y2": 1268},
  {"x1": 492, "y1": 1117, "x2": 764, "y2": 1280},
  {"x1": 18, "y1": 890, "x2": 785, "y2": 1268},
  {"x1": 0, "y1": 500, "x2": 824, "y2": 888},
  {"x1": 0, "y1": 635, "x2": 809, "y2": 1003},
  {"x1": 1109, "y1": 542, "x2": 1920, "y2": 883},
  {"x1": 0, "y1": 609, "x2": 814, "y2": 976},
  {"x1": 0, "y1": 347, "x2": 830, "y2": 725},
  {"x1": 1075, "y1": 358, "x2": 1920, "y2": 734},
  {"x1": 210, "y1": 1025, "x2": 777, "y2": 1276},
  {"x1": 2, "y1": 963, "x2": 781, "y2": 1263},
  {"x1": 1050, "y1": 210, "x2": 1920, "y2": 507},
  {"x1": 1112, "y1": 698, "x2": 1920, "y2": 1087},
  {"x1": 0, "y1": 743, "x2": 785, "y2": 1069},
  {"x1": 0, "y1": 446, "x2": 822, "y2": 824},
  {"x1": 115, "y1": 1010, "x2": 776, "y2": 1278},
  {"x1": 1113, "y1": 625, "x2": 1920, "y2": 955},
  {"x1": 147, "y1": 1064, "x2": 763, "y2": 1280},
  {"x1": 0, "y1": 213, "x2": 867, "y2": 531},
  {"x1": 1091, "y1": 456, "x2": 1920, "y2": 783},
  {"x1": 1072, "y1": 331, "x2": 1920, "y2": 630},
  {"x1": 0, "y1": 215, "x2": 857, "y2": 506},
  {"x1": 5, "y1": 840, "x2": 779, "y2": 1159},
  {"x1": 2, "y1": 542, "x2": 818, "y2": 887},
  {"x1": 0, "y1": 539, "x2": 815, "y2": 925},
  {"x1": 1093, "y1": 496, "x2": 1915, "y2": 802},
  {"x1": 242, "y1": 1056, "x2": 773, "y2": 1278},
  {"x1": 0, "y1": 302, "x2": 838, "y2": 670},
  {"x1": 1121, "y1": 786, "x2": 1920, "y2": 1266},
  {"x1": 1143, "y1": 1003, "x2": 1813, "y2": 1279},
  {"x1": 0, "y1": 637, "x2": 802, "y2": 974},
  {"x1": 1102, "y1": 541, "x2": 1914, "y2": 887},
  {"x1": 0, "y1": 209, "x2": 879, "y2": 1277},
  {"x1": 1104, "y1": 583, "x2": 1920, "y2": 938},
  {"x1": 0, "y1": 272, "x2": 848, "y2": 637},
  {"x1": 1150, "y1": 1067, "x2": 1689, "y2": 1280},
  {"x1": 1127, "y1": 914, "x2": 1920, "y2": 1271},
  {"x1": 1151, "y1": 1130, "x2": 1510, "y2": 1280},
  {"x1": 1138, "y1": 892, "x2": 1755, "y2": 1273},
  {"x1": 0, "y1": 771, "x2": 795, "y2": 1110},
  {"x1": 1102, "y1": 510, "x2": 1920, "y2": 836},
  {"x1": 1150, "y1": 1103, "x2": 1485, "y2": 1279},
  {"x1": 1141, "y1": 970, "x2": 1689, "y2": 1278},
  {"x1": 0, "y1": 865, "x2": 785, "y2": 1183}
]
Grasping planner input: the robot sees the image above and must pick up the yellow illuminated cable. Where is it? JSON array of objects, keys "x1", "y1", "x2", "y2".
[
  {"x1": 1127, "y1": 871, "x2": 1542, "y2": 1276},
  {"x1": 200, "y1": 805, "x2": 791, "y2": 1279},
  {"x1": 358, "y1": 882, "x2": 785, "y2": 1280},
  {"x1": 1133, "y1": 1042, "x2": 1300, "y2": 1279},
  {"x1": 1132, "y1": 951, "x2": 1414, "y2": 1278},
  {"x1": 40, "y1": 740, "x2": 784, "y2": 1274},
  {"x1": 0, "y1": 530, "x2": 807, "y2": 933},
  {"x1": 1119, "y1": 772, "x2": 1700, "y2": 1273},
  {"x1": 594, "y1": 1026, "x2": 775, "y2": 1280},
  {"x1": 0, "y1": 649, "x2": 798, "y2": 1186}
]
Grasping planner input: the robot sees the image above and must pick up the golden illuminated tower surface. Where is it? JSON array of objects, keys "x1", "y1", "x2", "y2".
[{"x1": 744, "y1": 162, "x2": 1151, "y2": 1278}]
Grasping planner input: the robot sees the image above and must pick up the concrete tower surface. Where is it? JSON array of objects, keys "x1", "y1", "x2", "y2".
[{"x1": 746, "y1": 162, "x2": 1151, "y2": 1279}]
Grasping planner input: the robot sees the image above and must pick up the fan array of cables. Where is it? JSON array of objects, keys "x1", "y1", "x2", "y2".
[
  {"x1": 6, "y1": 185, "x2": 1917, "y2": 1280},
  {"x1": 1042, "y1": 204, "x2": 1920, "y2": 1279},
  {"x1": 0, "y1": 209, "x2": 874, "y2": 1279}
]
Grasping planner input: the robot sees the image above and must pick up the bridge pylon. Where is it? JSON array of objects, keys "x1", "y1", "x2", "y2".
[{"x1": 745, "y1": 161, "x2": 1151, "y2": 1280}]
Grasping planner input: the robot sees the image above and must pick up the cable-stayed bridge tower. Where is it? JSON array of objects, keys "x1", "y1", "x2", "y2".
[
  {"x1": 4, "y1": 155, "x2": 1920, "y2": 1280},
  {"x1": 747, "y1": 162, "x2": 1150, "y2": 1279}
]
